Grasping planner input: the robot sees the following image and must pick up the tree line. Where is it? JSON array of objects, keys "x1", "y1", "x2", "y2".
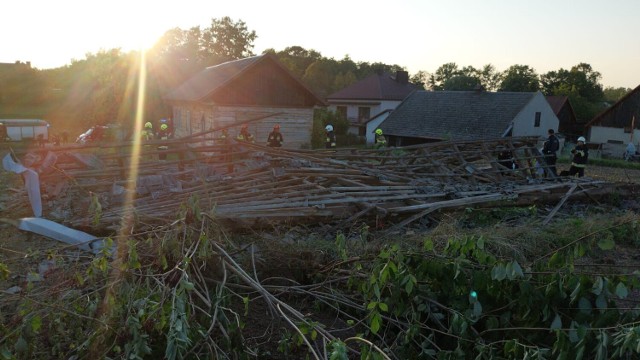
[{"x1": 0, "y1": 16, "x2": 633, "y2": 136}]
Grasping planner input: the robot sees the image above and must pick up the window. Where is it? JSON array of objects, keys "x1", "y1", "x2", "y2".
[
  {"x1": 336, "y1": 106, "x2": 347, "y2": 120},
  {"x1": 358, "y1": 107, "x2": 370, "y2": 123},
  {"x1": 534, "y1": 112, "x2": 541, "y2": 127}
]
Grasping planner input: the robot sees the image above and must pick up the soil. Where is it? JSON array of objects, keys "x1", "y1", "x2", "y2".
[{"x1": 1, "y1": 163, "x2": 640, "y2": 357}]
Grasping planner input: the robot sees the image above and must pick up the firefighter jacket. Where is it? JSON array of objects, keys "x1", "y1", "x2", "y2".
[
  {"x1": 237, "y1": 130, "x2": 255, "y2": 143},
  {"x1": 571, "y1": 144, "x2": 589, "y2": 168},
  {"x1": 325, "y1": 131, "x2": 336, "y2": 148},
  {"x1": 375, "y1": 134, "x2": 387, "y2": 148},
  {"x1": 267, "y1": 131, "x2": 283, "y2": 147}
]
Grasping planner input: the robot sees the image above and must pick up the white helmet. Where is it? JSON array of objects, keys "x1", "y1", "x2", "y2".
[
  {"x1": 577, "y1": 136, "x2": 586, "y2": 143},
  {"x1": 325, "y1": 124, "x2": 333, "y2": 132}
]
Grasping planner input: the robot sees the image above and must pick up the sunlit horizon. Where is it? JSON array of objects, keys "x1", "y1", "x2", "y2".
[{"x1": 3, "y1": 0, "x2": 640, "y2": 89}]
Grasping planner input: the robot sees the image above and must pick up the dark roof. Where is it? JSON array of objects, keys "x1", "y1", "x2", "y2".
[
  {"x1": 585, "y1": 84, "x2": 640, "y2": 128},
  {"x1": 380, "y1": 90, "x2": 538, "y2": 141},
  {"x1": 326, "y1": 71, "x2": 416, "y2": 101},
  {"x1": 545, "y1": 95, "x2": 568, "y2": 114},
  {"x1": 164, "y1": 56, "x2": 262, "y2": 101},
  {"x1": 164, "y1": 53, "x2": 324, "y2": 105}
]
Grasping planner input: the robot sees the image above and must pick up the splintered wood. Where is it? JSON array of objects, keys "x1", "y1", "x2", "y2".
[{"x1": 7, "y1": 136, "x2": 607, "y2": 231}]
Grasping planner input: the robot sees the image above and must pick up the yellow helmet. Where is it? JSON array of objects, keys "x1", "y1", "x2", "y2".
[
  {"x1": 160, "y1": 124, "x2": 168, "y2": 131},
  {"x1": 375, "y1": 129, "x2": 383, "y2": 135},
  {"x1": 144, "y1": 122, "x2": 153, "y2": 129}
]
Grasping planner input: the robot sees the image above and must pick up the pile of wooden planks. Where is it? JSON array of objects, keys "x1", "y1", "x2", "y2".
[{"x1": 5, "y1": 136, "x2": 610, "y2": 231}]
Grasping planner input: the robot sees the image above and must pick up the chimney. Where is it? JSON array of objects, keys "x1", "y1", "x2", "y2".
[{"x1": 395, "y1": 70, "x2": 409, "y2": 84}]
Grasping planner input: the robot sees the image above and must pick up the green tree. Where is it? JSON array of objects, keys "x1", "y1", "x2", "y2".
[
  {"x1": 499, "y1": 64, "x2": 540, "y2": 92},
  {"x1": 541, "y1": 63, "x2": 605, "y2": 121},
  {"x1": 443, "y1": 75, "x2": 480, "y2": 91},
  {"x1": 200, "y1": 17, "x2": 257, "y2": 65},
  {"x1": 303, "y1": 59, "x2": 338, "y2": 98},
  {"x1": 478, "y1": 64, "x2": 503, "y2": 92},
  {"x1": 410, "y1": 70, "x2": 429, "y2": 90},
  {"x1": 429, "y1": 62, "x2": 461, "y2": 90},
  {"x1": 603, "y1": 86, "x2": 632, "y2": 103}
]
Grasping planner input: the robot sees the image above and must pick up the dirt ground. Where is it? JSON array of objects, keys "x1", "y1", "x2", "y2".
[
  {"x1": 1, "y1": 164, "x2": 639, "y2": 282},
  {"x1": 1, "y1": 162, "x2": 640, "y2": 358}
]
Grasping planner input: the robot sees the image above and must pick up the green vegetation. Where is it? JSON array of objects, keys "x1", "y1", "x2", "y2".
[{"x1": 2, "y1": 199, "x2": 640, "y2": 359}]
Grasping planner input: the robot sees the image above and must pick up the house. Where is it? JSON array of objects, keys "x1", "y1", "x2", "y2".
[
  {"x1": 326, "y1": 70, "x2": 417, "y2": 137},
  {"x1": 379, "y1": 90, "x2": 560, "y2": 147},
  {"x1": 545, "y1": 95, "x2": 579, "y2": 140},
  {"x1": 164, "y1": 53, "x2": 325, "y2": 148},
  {"x1": 584, "y1": 84, "x2": 640, "y2": 157}
]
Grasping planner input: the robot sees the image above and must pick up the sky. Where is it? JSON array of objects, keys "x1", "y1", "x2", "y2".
[{"x1": 3, "y1": 0, "x2": 639, "y2": 89}]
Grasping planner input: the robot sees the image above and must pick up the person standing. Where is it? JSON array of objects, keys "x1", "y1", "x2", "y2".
[
  {"x1": 542, "y1": 129, "x2": 560, "y2": 177},
  {"x1": 568, "y1": 136, "x2": 589, "y2": 177},
  {"x1": 374, "y1": 128, "x2": 387, "y2": 149},
  {"x1": 267, "y1": 124, "x2": 283, "y2": 147},
  {"x1": 236, "y1": 124, "x2": 255, "y2": 143},
  {"x1": 157, "y1": 123, "x2": 170, "y2": 160},
  {"x1": 325, "y1": 124, "x2": 336, "y2": 149},
  {"x1": 142, "y1": 122, "x2": 154, "y2": 141}
]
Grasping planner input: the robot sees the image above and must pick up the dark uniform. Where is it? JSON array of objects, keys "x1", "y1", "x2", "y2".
[
  {"x1": 568, "y1": 141, "x2": 588, "y2": 177},
  {"x1": 267, "y1": 126, "x2": 283, "y2": 147},
  {"x1": 542, "y1": 130, "x2": 559, "y2": 177}
]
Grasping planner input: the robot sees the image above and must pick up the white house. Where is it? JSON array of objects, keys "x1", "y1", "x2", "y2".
[
  {"x1": 326, "y1": 70, "x2": 417, "y2": 137},
  {"x1": 378, "y1": 90, "x2": 560, "y2": 147}
]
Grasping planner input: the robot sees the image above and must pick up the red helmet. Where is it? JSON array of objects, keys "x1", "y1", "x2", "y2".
[{"x1": 274, "y1": 124, "x2": 280, "y2": 129}]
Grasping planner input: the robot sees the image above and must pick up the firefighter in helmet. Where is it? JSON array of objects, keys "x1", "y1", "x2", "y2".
[
  {"x1": 236, "y1": 124, "x2": 255, "y2": 143},
  {"x1": 374, "y1": 128, "x2": 387, "y2": 148},
  {"x1": 325, "y1": 124, "x2": 336, "y2": 149},
  {"x1": 267, "y1": 124, "x2": 283, "y2": 147}
]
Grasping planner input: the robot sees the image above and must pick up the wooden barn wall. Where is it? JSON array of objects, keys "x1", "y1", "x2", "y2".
[
  {"x1": 595, "y1": 91, "x2": 640, "y2": 128},
  {"x1": 208, "y1": 61, "x2": 318, "y2": 107},
  {"x1": 213, "y1": 106, "x2": 314, "y2": 148},
  {"x1": 171, "y1": 103, "x2": 314, "y2": 148}
]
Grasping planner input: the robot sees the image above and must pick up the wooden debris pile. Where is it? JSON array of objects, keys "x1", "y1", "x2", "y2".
[{"x1": 3, "y1": 136, "x2": 609, "y2": 231}]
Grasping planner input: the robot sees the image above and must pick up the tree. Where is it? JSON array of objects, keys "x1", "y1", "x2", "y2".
[
  {"x1": 200, "y1": 17, "x2": 257, "y2": 65},
  {"x1": 410, "y1": 71, "x2": 430, "y2": 90},
  {"x1": 541, "y1": 63, "x2": 605, "y2": 121},
  {"x1": 478, "y1": 64, "x2": 503, "y2": 92},
  {"x1": 443, "y1": 75, "x2": 480, "y2": 91},
  {"x1": 428, "y1": 63, "x2": 461, "y2": 90},
  {"x1": 303, "y1": 59, "x2": 337, "y2": 98},
  {"x1": 603, "y1": 86, "x2": 632, "y2": 103},
  {"x1": 499, "y1": 65, "x2": 540, "y2": 92}
]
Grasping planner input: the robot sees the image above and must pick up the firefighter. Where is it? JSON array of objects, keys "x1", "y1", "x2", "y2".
[
  {"x1": 236, "y1": 124, "x2": 255, "y2": 143},
  {"x1": 157, "y1": 123, "x2": 170, "y2": 160},
  {"x1": 218, "y1": 128, "x2": 229, "y2": 144},
  {"x1": 325, "y1": 124, "x2": 336, "y2": 149},
  {"x1": 142, "y1": 122, "x2": 154, "y2": 141},
  {"x1": 374, "y1": 128, "x2": 387, "y2": 148},
  {"x1": 567, "y1": 136, "x2": 589, "y2": 177},
  {"x1": 267, "y1": 124, "x2": 283, "y2": 147}
]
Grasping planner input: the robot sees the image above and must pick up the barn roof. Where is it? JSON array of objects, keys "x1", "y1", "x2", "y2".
[
  {"x1": 164, "y1": 53, "x2": 324, "y2": 105},
  {"x1": 585, "y1": 84, "x2": 640, "y2": 128},
  {"x1": 379, "y1": 90, "x2": 537, "y2": 141}
]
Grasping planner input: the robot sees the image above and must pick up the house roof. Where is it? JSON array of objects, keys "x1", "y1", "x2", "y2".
[
  {"x1": 326, "y1": 71, "x2": 416, "y2": 101},
  {"x1": 545, "y1": 95, "x2": 568, "y2": 115},
  {"x1": 164, "y1": 53, "x2": 324, "y2": 105},
  {"x1": 585, "y1": 84, "x2": 640, "y2": 128},
  {"x1": 379, "y1": 90, "x2": 538, "y2": 141}
]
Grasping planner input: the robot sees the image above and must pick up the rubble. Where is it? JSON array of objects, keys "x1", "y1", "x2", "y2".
[{"x1": 1, "y1": 136, "x2": 621, "y2": 232}]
